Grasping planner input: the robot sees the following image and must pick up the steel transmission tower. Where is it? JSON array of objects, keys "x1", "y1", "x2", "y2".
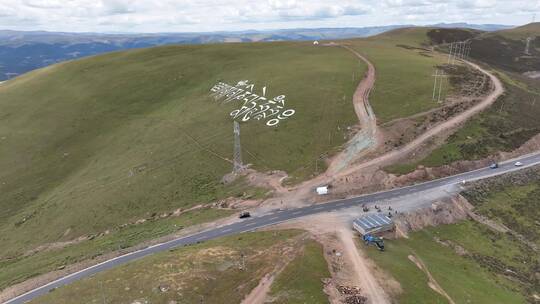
[
  {"x1": 233, "y1": 121, "x2": 243, "y2": 173},
  {"x1": 432, "y1": 69, "x2": 447, "y2": 103}
]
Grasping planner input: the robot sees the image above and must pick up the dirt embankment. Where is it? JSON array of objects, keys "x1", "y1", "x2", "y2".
[{"x1": 390, "y1": 197, "x2": 469, "y2": 238}]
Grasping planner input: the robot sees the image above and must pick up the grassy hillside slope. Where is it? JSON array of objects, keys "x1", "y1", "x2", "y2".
[
  {"x1": 346, "y1": 28, "x2": 452, "y2": 122},
  {"x1": 0, "y1": 31, "x2": 453, "y2": 291},
  {"x1": 385, "y1": 26, "x2": 540, "y2": 174},
  {"x1": 367, "y1": 221, "x2": 531, "y2": 303},
  {"x1": 27, "y1": 230, "x2": 306, "y2": 304},
  {"x1": 0, "y1": 42, "x2": 363, "y2": 265}
]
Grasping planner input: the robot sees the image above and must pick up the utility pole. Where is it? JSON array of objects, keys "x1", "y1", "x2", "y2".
[
  {"x1": 525, "y1": 37, "x2": 532, "y2": 55},
  {"x1": 438, "y1": 72, "x2": 446, "y2": 103},
  {"x1": 233, "y1": 121, "x2": 243, "y2": 173},
  {"x1": 432, "y1": 69, "x2": 447, "y2": 103},
  {"x1": 447, "y1": 42, "x2": 454, "y2": 64},
  {"x1": 100, "y1": 281, "x2": 107, "y2": 304},
  {"x1": 451, "y1": 42, "x2": 458, "y2": 64},
  {"x1": 432, "y1": 69, "x2": 440, "y2": 101}
]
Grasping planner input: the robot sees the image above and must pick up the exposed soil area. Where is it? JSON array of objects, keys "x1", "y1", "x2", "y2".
[
  {"x1": 326, "y1": 45, "x2": 381, "y2": 174},
  {"x1": 275, "y1": 213, "x2": 395, "y2": 304},
  {"x1": 391, "y1": 197, "x2": 469, "y2": 238},
  {"x1": 240, "y1": 233, "x2": 307, "y2": 304}
]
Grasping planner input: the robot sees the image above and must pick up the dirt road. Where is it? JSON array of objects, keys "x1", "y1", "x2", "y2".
[
  {"x1": 338, "y1": 228, "x2": 391, "y2": 304},
  {"x1": 333, "y1": 59, "x2": 504, "y2": 178},
  {"x1": 327, "y1": 45, "x2": 380, "y2": 175},
  {"x1": 258, "y1": 55, "x2": 503, "y2": 213},
  {"x1": 277, "y1": 213, "x2": 392, "y2": 304}
]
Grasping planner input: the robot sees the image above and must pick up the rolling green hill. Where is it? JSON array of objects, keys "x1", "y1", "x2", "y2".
[
  {"x1": 470, "y1": 23, "x2": 540, "y2": 73},
  {"x1": 0, "y1": 31, "x2": 451, "y2": 290},
  {"x1": 493, "y1": 22, "x2": 540, "y2": 40},
  {"x1": 386, "y1": 25, "x2": 540, "y2": 174},
  {"x1": 346, "y1": 27, "x2": 451, "y2": 122},
  {"x1": 0, "y1": 41, "x2": 364, "y2": 286}
]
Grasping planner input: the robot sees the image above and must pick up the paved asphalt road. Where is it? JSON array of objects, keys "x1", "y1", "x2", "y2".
[{"x1": 5, "y1": 152, "x2": 540, "y2": 304}]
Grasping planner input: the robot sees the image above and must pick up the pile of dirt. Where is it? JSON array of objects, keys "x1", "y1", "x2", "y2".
[
  {"x1": 441, "y1": 64, "x2": 492, "y2": 97},
  {"x1": 337, "y1": 285, "x2": 368, "y2": 304},
  {"x1": 392, "y1": 197, "x2": 468, "y2": 237}
]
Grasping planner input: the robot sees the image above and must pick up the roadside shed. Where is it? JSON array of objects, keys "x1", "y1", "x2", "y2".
[{"x1": 353, "y1": 214, "x2": 394, "y2": 235}]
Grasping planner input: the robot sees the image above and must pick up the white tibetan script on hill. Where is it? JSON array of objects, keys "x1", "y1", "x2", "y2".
[{"x1": 210, "y1": 80, "x2": 295, "y2": 127}]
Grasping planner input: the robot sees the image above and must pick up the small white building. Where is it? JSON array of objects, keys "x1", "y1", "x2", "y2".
[{"x1": 316, "y1": 186, "x2": 328, "y2": 195}]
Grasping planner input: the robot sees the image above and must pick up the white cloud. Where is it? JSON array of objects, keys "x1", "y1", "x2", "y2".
[{"x1": 0, "y1": 0, "x2": 536, "y2": 32}]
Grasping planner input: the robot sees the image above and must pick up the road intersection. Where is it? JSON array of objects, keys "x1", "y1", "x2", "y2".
[{"x1": 5, "y1": 151, "x2": 540, "y2": 304}]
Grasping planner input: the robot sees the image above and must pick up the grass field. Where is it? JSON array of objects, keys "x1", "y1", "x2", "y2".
[
  {"x1": 463, "y1": 169, "x2": 540, "y2": 247},
  {"x1": 0, "y1": 207, "x2": 236, "y2": 290},
  {"x1": 366, "y1": 221, "x2": 530, "y2": 303},
  {"x1": 27, "y1": 230, "x2": 304, "y2": 304},
  {"x1": 346, "y1": 28, "x2": 451, "y2": 123},
  {"x1": 269, "y1": 240, "x2": 330, "y2": 304},
  {"x1": 0, "y1": 41, "x2": 364, "y2": 280}
]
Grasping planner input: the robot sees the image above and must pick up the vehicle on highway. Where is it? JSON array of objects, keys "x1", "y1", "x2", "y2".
[
  {"x1": 489, "y1": 162, "x2": 499, "y2": 169},
  {"x1": 239, "y1": 211, "x2": 251, "y2": 219},
  {"x1": 515, "y1": 161, "x2": 523, "y2": 167}
]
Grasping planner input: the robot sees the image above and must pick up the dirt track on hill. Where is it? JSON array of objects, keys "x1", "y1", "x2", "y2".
[
  {"x1": 326, "y1": 45, "x2": 380, "y2": 175},
  {"x1": 332, "y1": 59, "x2": 504, "y2": 179}
]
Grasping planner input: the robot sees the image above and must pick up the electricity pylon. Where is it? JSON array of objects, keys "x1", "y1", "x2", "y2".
[{"x1": 233, "y1": 121, "x2": 243, "y2": 173}]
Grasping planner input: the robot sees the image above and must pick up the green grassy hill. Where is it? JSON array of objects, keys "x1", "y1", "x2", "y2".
[
  {"x1": 346, "y1": 27, "x2": 451, "y2": 122},
  {"x1": 470, "y1": 23, "x2": 540, "y2": 73},
  {"x1": 385, "y1": 26, "x2": 540, "y2": 174},
  {"x1": 368, "y1": 221, "x2": 531, "y2": 303},
  {"x1": 27, "y1": 230, "x2": 310, "y2": 304},
  {"x1": 0, "y1": 41, "x2": 363, "y2": 285},
  {"x1": 0, "y1": 32, "x2": 451, "y2": 290},
  {"x1": 493, "y1": 22, "x2": 540, "y2": 40}
]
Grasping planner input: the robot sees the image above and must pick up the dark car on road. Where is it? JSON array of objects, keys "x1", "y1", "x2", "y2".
[{"x1": 239, "y1": 211, "x2": 251, "y2": 219}]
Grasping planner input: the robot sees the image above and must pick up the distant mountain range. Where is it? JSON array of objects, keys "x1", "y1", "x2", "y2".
[{"x1": 0, "y1": 23, "x2": 513, "y2": 81}]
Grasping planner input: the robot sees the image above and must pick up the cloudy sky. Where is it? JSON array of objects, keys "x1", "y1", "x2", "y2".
[{"x1": 0, "y1": 0, "x2": 538, "y2": 33}]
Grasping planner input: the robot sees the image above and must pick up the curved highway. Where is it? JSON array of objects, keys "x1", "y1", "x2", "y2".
[{"x1": 4, "y1": 151, "x2": 540, "y2": 304}]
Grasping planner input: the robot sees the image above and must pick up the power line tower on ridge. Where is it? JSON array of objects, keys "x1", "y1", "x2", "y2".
[
  {"x1": 233, "y1": 120, "x2": 243, "y2": 173},
  {"x1": 432, "y1": 69, "x2": 448, "y2": 104}
]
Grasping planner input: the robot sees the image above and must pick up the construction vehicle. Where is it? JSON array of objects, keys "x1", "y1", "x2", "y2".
[{"x1": 362, "y1": 234, "x2": 385, "y2": 251}]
